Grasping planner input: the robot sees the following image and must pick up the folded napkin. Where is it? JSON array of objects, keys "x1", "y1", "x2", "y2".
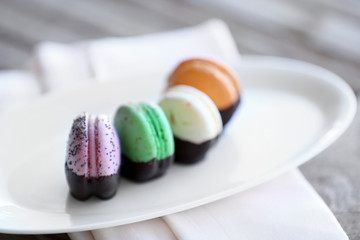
[
  {"x1": 0, "y1": 19, "x2": 348, "y2": 240},
  {"x1": 31, "y1": 19, "x2": 240, "y2": 91},
  {"x1": 68, "y1": 169, "x2": 347, "y2": 240}
]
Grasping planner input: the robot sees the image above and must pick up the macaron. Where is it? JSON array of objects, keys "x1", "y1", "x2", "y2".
[
  {"x1": 168, "y1": 58, "x2": 241, "y2": 125},
  {"x1": 159, "y1": 85, "x2": 223, "y2": 163},
  {"x1": 114, "y1": 103, "x2": 174, "y2": 182},
  {"x1": 65, "y1": 113, "x2": 121, "y2": 200}
]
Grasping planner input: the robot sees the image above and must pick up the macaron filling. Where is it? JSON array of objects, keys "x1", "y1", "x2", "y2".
[{"x1": 87, "y1": 115, "x2": 96, "y2": 177}]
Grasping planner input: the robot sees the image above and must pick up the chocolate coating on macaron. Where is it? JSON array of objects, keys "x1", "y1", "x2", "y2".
[
  {"x1": 173, "y1": 138, "x2": 213, "y2": 164},
  {"x1": 121, "y1": 155, "x2": 174, "y2": 182},
  {"x1": 65, "y1": 165, "x2": 119, "y2": 200},
  {"x1": 219, "y1": 97, "x2": 241, "y2": 126}
]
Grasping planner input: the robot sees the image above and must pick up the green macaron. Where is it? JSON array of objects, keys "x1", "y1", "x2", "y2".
[{"x1": 114, "y1": 103, "x2": 174, "y2": 182}]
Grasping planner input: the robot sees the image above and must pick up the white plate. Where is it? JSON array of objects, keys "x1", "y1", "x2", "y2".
[{"x1": 0, "y1": 56, "x2": 356, "y2": 234}]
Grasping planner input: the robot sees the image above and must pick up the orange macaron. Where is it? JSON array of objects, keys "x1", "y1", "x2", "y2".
[{"x1": 168, "y1": 58, "x2": 241, "y2": 125}]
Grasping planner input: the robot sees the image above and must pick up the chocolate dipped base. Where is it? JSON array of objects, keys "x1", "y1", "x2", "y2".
[
  {"x1": 219, "y1": 97, "x2": 241, "y2": 126},
  {"x1": 65, "y1": 165, "x2": 119, "y2": 201},
  {"x1": 174, "y1": 137, "x2": 216, "y2": 164},
  {"x1": 121, "y1": 155, "x2": 174, "y2": 182}
]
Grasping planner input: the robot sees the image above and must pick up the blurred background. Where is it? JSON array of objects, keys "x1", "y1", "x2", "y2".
[{"x1": 0, "y1": 0, "x2": 359, "y2": 239}]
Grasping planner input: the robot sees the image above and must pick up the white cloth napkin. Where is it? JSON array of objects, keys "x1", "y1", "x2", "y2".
[
  {"x1": 68, "y1": 169, "x2": 347, "y2": 240},
  {"x1": 31, "y1": 19, "x2": 240, "y2": 91},
  {"x1": 0, "y1": 19, "x2": 348, "y2": 240}
]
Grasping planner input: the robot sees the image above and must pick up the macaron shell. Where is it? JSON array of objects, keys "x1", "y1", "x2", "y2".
[
  {"x1": 139, "y1": 103, "x2": 174, "y2": 160},
  {"x1": 200, "y1": 58, "x2": 240, "y2": 94},
  {"x1": 114, "y1": 104, "x2": 157, "y2": 162},
  {"x1": 66, "y1": 113, "x2": 121, "y2": 178},
  {"x1": 168, "y1": 58, "x2": 240, "y2": 110},
  {"x1": 170, "y1": 58, "x2": 240, "y2": 89},
  {"x1": 159, "y1": 85, "x2": 223, "y2": 144},
  {"x1": 66, "y1": 113, "x2": 89, "y2": 177},
  {"x1": 114, "y1": 103, "x2": 175, "y2": 163},
  {"x1": 93, "y1": 115, "x2": 121, "y2": 177}
]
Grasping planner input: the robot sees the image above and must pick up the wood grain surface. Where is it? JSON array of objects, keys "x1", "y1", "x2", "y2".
[{"x1": 0, "y1": 0, "x2": 359, "y2": 239}]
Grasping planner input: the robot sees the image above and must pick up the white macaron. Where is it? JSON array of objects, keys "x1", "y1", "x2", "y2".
[{"x1": 159, "y1": 85, "x2": 222, "y2": 144}]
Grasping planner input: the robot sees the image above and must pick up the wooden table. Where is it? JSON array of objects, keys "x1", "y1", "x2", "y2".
[{"x1": 0, "y1": 0, "x2": 359, "y2": 239}]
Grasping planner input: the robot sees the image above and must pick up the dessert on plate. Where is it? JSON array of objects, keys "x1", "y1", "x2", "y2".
[
  {"x1": 65, "y1": 113, "x2": 121, "y2": 200},
  {"x1": 159, "y1": 85, "x2": 223, "y2": 163},
  {"x1": 114, "y1": 103, "x2": 174, "y2": 182},
  {"x1": 168, "y1": 58, "x2": 241, "y2": 125}
]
